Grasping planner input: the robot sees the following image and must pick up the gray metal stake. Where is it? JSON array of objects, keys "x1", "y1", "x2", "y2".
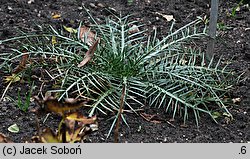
[{"x1": 206, "y1": 0, "x2": 219, "y2": 60}]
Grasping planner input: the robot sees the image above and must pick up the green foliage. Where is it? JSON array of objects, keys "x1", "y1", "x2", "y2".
[
  {"x1": 217, "y1": 22, "x2": 232, "y2": 31},
  {"x1": 127, "y1": 0, "x2": 133, "y2": 5},
  {"x1": 0, "y1": 13, "x2": 238, "y2": 133},
  {"x1": 17, "y1": 81, "x2": 34, "y2": 112},
  {"x1": 231, "y1": 0, "x2": 244, "y2": 17}
]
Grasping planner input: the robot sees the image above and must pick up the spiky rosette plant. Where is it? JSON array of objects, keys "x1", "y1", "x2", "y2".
[{"x1": 0, "y1": 13, "x2": 237, "y2": 136}]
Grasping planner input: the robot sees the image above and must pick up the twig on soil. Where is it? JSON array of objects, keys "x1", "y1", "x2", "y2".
[
  {"x1": 139, "y1": 112, "x2": 176, "y2": 128},
  {"x1": 114, "y1": 81, "x2": 126, "y2": 143},
  {"x1": 0, "y1": 80, "x2": 13, "y2": 102},
  {"x1": 165, "y1": 121, "x2": 176, "y2": 128},
  {"x1": 43, "y1": 113, "x2": 51, "y2": 124}
]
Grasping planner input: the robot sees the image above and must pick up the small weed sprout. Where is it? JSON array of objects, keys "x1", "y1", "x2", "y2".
[
  {"x1": 231, "y1": 0, "x2": 244, "y2": 17},
  {"x1": 17, "y1": 81, "x2": 34, "y2": 112}
]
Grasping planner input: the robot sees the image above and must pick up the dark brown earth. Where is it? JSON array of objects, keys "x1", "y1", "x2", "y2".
[{"x1": 0, "y1": 0, "x2": 249, "y2": 143}]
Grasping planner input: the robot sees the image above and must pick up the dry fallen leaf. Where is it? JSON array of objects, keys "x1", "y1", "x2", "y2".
[
  {"x1": 232, "y1": 97, "x2": 241, "y2": 103},
  {"x1": 34, "y1": 96, "x2": 86, "y2": 116},
  {"x1": 63, "y1": 112, "x2": 98, "y2": 142},
  {"x1": 4, "y1": 74, "x2": 21, "y2": 83},
  {"x1": 12, "y1": 54, "x2": 29, "y2": 74},
  {"x1": 0, "y1": 133, "x2": 13, "y2": 143},
  {"x1": 32, "y1": 112, "x2": 98, "y2": 143},
  {"x1": 139, "y1": 112, "x2": 163, "y2": 124},
  {"x1": 63, "y1": 26, "x2": 77, "y2": 33},
  {"x1": 78, "y1": 38, "x2": 99, "y2": 68},
  {"x1": 39, "y1": 128, "x2": 60, "y2": 143},
  {"x1": 52, "y1": 13, "x2": 61, "y2": 19},
  {"x1": 44, "y1": 98, "x2": 86, "y2": 115},
  {"x1": 65, "y1": 118, "x2": 76, "y2": 131},
  {"x1": 155, "y1": 12, "x2": 175, "y2": 22},
  {"x1": 58, "y1": 127, "x2": 83, "y2": 143},
  {"x1": 128, "y1": 24, "x2": 140, "y2": 34},
  {"x1": 78, "y1": 26, "x2": 96, "y2": 46},
  {"x1": 51, "y1": 36, "x2": 57, "y2": 45},
  {"x1": 66, "y1": 112, "x2": 97, "y2": 124}
]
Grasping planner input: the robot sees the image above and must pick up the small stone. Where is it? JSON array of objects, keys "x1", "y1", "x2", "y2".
[
  {"x1": 128, "y1": 24, "x2": 140, "y2": 34},
  {"x1": 97, "y1": 3, "x2": 105, "y2": 8},
  {"x1": 108, "y1": 7, "x2": 116, "y2": 12},
  {"x1": 77, "y1": 6, "x2": 82, "y2": 10},
  {"x1": 100, "y1": 137, "x2": 105, "y2": 141},
  {"x1": 7, "y1": 6, "x2": 13, "y2": 11},
  {"x1": 163, "y1": 137, "x2": 167, "y2": 142},
  {"x1": 0, "y1": 45, "x2": 5, "y2": 49},
  {"x1": 28, "y1": 0, "x2": 35, "y2": 4},
  {"x1": 89, "y1": 3, "x2": 97, "y2": 8}
]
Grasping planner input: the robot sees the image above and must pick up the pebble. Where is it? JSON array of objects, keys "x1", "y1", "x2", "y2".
[
  {"x1": 78, "y1": 7, "x2": 83, "y2": 10},
  {"x1": 128, "y1": 24, "x2": 140, "y2": 34},
  {"x1": 97, "y1": 3, "x2": 105, "y2": 8},
  {"x1": 7, "y1": 6, "x2": 13, "y2": 11},
  {"x1": 89, "y1": 3, "x2": 97, "y2": 9},
  {"x1": 28, "y1": 0, "x2": 35, "y2": 4},
  {"x1": 0, "y1": 45, "x2": 5, "y2": 49},
  {"x1": 100, "y1": 137, "x2": 105, "y2": 141},
  {"x1": 163, "y1": 137, "x2": 167, "y2": 142}
]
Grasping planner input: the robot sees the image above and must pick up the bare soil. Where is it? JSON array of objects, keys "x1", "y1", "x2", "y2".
[{"x1": 0, "y1": 0, "x2": 249, "y2": 143}]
